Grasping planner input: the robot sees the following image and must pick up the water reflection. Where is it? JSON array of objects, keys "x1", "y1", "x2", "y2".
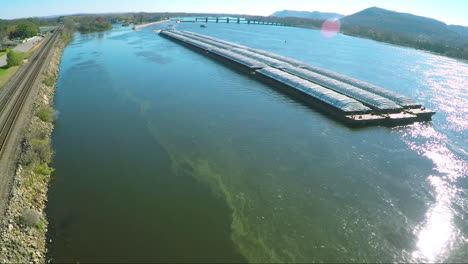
[
  {"x1": 402, "y1": 56, "x2": 468, "y2": 262},
  {"x1": 48, "y1": 22, "x2": 468, "y2": 262},
  {"x1": 420, "y1": 57, "x2": 468, "y2": 133},
  {"x1": 412, "y1": 175, "x2": 457, "y2": 262}
]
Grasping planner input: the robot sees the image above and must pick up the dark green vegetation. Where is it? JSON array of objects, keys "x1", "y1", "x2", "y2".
[
  {"x1": 341, "y1": 7, "x2": 468, "y2": 59},
  {"x1": 0, "y1": 12, "x2": 171, "y2": 38},
  {"x1": 253, "y1": 16, "x2": 325, "y2": 29},
  {"x1": 36, "y1": 105, "x2": 54, "y2": 122},
  {"x1": 34, "y1": 163, "x2": 54, "y2": 175},
  {"x1": 76, "y1": 16, "x2": 112, "y2": 33},
  {"x1": 343, "y1": 7, "x2": 457, "y2": 37},
  {"x1": 2, "y1": 7, "x2": 465, "y2": 59},
  {"x1": 270, "y1": 10, "x2": 344, "y2": 20},
  {"x1": 6, "y1": 50, "x2": 24, "y2": 67},
  {"x1": 8, "y1": 21, "x2": 38, "y2": 39},
  {"x1": 56, "y1": 13, "x2": 173, "y2": 33},
  {"x1": 448, "y1": 25, "x2": 468, "y2": 37},
  {"x1": 266, "y1": 7, "x2": 468, "y2": 60},
  {"x1": 0, "y1": 17, "x2": 55, "y2": 41},
  {"x1": 43, "y1": 73, "x2": 55, "y2": 87}
]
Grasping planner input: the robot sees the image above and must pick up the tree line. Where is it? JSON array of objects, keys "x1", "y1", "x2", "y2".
[
  {"x1": 2, "y1": 13, "x2": 467, "y2": 60},
  {"x1": 341, "y1": 23, "x2": 468, "y2": 60},
  {"x1": 252, "y1": 16, "x2": 468, "y2": 60},
  {"x1": 0, "y1": 19, "x2": 41, "y2": 41}
]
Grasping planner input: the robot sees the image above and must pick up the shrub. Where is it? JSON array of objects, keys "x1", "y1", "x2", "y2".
[
  {"x1": 61, "y1": 32, "x2": 72, "y2": 43},
  {"x1": 36, "y1": 105, "x2": 54, "y2": 122},
  {"x1": 43, "y1": 74, "x2": 55, "y2": 87},
  {"x1": 34, "y1": 163, "x2": 54, "y2": 175},
  {"x1": 6, "y1": 50, "x2": 24, "y2": 67},
  {"x1": 31, "y1": 128, "x2": 48, "y2": 140},
  {"x1": 19, "y1": 209, "x2": 41, "y2": 227},
  {"x1": 31, "y1": 138, "x2": 52, "y2": 163}
]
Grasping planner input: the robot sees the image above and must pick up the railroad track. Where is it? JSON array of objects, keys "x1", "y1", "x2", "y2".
[{"x1": 0, "y1": 25, "x2": 63, "y2": 156}]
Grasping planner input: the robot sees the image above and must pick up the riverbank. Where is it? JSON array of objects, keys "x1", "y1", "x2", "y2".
[
  {"x1": 133, "y1": 19, "x2": 170, "y2": 30},
  {"x1": 0, "y1": 36, "x2": 65, "y2": 263}
]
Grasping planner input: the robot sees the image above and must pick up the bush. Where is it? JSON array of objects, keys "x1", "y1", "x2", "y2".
[
  {"x1": 36, "y1": 105, "x2": 54, "y2": 122},
  {"x1": 36, "y1": 220, "x2": 46, "y2": 230},
  {"x1": 61, "y1": 32, "x2": 72, "y2": 43},
  {"x1": 31, "y1": 128, "x2": 48, "y2": 140},
  {"x1": 43, "y1": 74, "x2": 55, "y2": 87},
  {"x1": 6, "y1": 50, "x2": 24, "y2": 67},
  {"x1": 19, "y1": 209, "x2": 41, "y2": 227},
  {"x1": 34, "y1": 163, "x2": 54, "y2": 175},
  {"x1": 31, "y1": 138, "x2": 52, "y2": 163}
]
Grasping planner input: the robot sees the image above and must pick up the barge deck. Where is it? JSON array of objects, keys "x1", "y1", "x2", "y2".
[{"x1": 159, "y1": 29, "x2": 435, "y2": 127}]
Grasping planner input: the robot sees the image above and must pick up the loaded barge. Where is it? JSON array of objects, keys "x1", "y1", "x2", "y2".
[{"x1": 159, "y1": 30, "x2": 435, "y2": 127}]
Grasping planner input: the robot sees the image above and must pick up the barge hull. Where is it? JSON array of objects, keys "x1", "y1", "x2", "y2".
[{"x1": 159, "y1": 30, "x2": 435, "y2": 127}]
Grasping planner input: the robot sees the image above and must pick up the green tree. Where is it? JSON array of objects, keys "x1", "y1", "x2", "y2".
[
  {"x1": 6, "y1": 50, "x2": 24, "y2": 67},
  {"x1": 0, "y1": 20, "x2": 6, "y2": 41},
  {"x1": 9, "y1": 21, "x2": 38, "y2": 39}
]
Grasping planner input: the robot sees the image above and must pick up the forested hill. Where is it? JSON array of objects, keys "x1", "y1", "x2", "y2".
[
  {"x1": 341, "y1": 7, "x2": 463, "y2": 41},
  {"x1": 339, "y1": 7, "x2": 468, "y2": 59},
  {"x1": 270, "y1": 10, "x2": 344, "y2": 20},
  {"x1": 448, "y1": 25, "x2": 468, "y2": 37}
]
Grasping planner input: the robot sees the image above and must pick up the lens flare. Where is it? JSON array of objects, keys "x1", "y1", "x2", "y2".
[{"x1": 321, "y1": 19, "x2": 341, "y2": 38}]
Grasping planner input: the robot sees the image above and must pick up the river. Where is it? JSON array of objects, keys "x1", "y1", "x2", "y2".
[{"x1": 46, "y1": 22, "x2": 468, "y2": 262}]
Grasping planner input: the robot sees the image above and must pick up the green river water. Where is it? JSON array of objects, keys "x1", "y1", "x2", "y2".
[{"x1": 46, "y1": 23, "x2": 468, "y2": 262}]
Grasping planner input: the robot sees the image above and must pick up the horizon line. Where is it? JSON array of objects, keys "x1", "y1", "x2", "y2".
[{"x1": 1, "y1": 9, "x2": 467, "y2": 27}]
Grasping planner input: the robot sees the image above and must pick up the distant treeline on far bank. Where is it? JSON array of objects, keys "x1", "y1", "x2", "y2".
[
  {"x1": 1, "y1": 10, "x2": 467, "y2": 60},
  {"x1": 262, "y1": 7, "x2": 468, "y2": 60}
]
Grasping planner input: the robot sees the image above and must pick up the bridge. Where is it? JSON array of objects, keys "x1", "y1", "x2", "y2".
[{"x1": 177, "y1": 17, "x2": 283, "y2": 26}]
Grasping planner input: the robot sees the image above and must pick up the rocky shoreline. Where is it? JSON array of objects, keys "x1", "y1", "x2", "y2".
[{"x1": 0, "y1": 37, "x2": 65, "y2": 263}]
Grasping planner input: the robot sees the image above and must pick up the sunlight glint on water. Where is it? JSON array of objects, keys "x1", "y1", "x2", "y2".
[
  {"x1": 403, "y1": 56, "x2": 468, "y2": 262},
  {"x1": 46, "y1": 23, "x2": 468, "y2": 263}
]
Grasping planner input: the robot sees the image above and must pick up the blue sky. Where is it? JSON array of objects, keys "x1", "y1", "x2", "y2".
[{"x1": 1, "y1": 0, "x2": 467, "y2": 26}]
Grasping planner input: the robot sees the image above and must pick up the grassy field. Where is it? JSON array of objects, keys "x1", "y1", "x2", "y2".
[
  {"x1": 0, "y1": 66, "x2": 19, "y2": 89},
  {"x1": 0, "y1": 51, "x2": 6, "y2": 57}
]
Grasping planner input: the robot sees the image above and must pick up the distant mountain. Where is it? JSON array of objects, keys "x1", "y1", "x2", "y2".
[
  {"x1": 448, "y1": 25, "x2": 468, "y2": 37},
  {"x1": 341, "y1": 7, "x2": 462, "y2": 41},
  {"x1": 270, "y1": 10, "x2": 344, "y2": 20}
]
